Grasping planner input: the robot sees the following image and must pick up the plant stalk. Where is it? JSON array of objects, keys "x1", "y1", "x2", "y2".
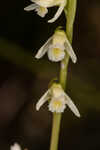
[{"x1": 49, "y1": 1, "x2": 77, "y2": 150}]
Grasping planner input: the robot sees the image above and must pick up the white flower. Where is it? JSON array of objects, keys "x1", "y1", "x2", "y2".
[
  {"x1": 35, "y1": 6, "x2": 48, "y2": 17},
  {"x1": 24, "y1": 0, "x2": 67, "y2": 23},
  {"x1": 36, "y1": 83, "x2": 80, "y2": 117},
  {"x1": 35, "y1": 30, "x2": 77, "y2": 63},
  {"x1": 10, "y1": 143, "x2": 21, "y2": 150},
  {"x1": 24, "y1": 3, "x2": 48, "y2": 18},
  {"x1": 49, "y1": 96, "x2": 66, "y2": 113}
]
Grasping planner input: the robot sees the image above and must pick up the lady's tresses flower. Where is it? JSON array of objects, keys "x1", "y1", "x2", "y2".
[
  {"x1": 35, "y1": 30, "x2": 77, "y2": 63},
  {"x1": 24, "y1": 3, "x2": 48, "y2": 18},
  {"x1": 10, "y1": 143, "x2": 21, "y2": 150},
  {"x1": 36, "y1": 83, "x2": 80, "y2": 117},
  {"x1": 24, "y1": 0, "x2": 67, "y2": 23}
]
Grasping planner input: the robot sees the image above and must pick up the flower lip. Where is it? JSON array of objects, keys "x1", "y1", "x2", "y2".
[
  {"x1": 35, "y1": 6, "x2": 48, "y2": 17},
  {"x1": 48, "y1": 97, "x2": 66, "y2": 113},
  {"x1": 47, "y1": 44, "x2": 65, "y2": 62}
]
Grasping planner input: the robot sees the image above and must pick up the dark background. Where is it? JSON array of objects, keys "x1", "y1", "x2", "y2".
[{"x1": 0, "y1": 0, "x2": 100, "y2": 150}]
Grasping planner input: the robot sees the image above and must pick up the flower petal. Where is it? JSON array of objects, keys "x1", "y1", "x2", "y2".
[
  {"x1": 36, "y1": 7, "x2": 48, "y2": 17},
  {"x1": 35, "y1": 36, "x2": 52, "y2": 59},
  {"x1": 36, "y1": 89, "x2": 50, "y2": 111},
  {"x1": 31, "y1": 0, "x2": 55, "y2": 8},
  {"x1": 48, "y1": 97, "x2": 66, "y2": 113},
  {"x1": 64, "y1": 93, "x2": 80, "y2": 117},
  {"x1": 47, "y1": 44, "x2": 65, "y2": 62},
  {"x1": 24, "y1": 4, "x2": 38, "y2": 11},
  {"x1": 48, "y1": 4, "x2": 65, "y2": 23},
  {"x1": 64, "y1": 38, "x2": 77, "y2": 63},
  {"x1": 10, "y1": 143, "x2": 21, "y2": 150}
]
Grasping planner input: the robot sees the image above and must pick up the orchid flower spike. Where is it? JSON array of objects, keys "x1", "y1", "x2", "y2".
[
  {"x1": 10, "y1": 143, "x2": 21, "y2": 150},
  {"x1": 35, "y1": 29, "x2": 77, "y2": 63},
  {"x1": 24, "y1": 0, "x2": 67, "y2": 23},
  {"x1": 36, "y1": 83, "x2": 80, "y2": 117}
]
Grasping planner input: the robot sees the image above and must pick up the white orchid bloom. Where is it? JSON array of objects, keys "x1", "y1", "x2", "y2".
[
  {"x1": 24, "y1": 0, "x2": 67, "y2": 22},
  {"x1": 10, "y1": 143, "x2": 21, "y2": 150},
  {"x1": 35, "y1": 30, "x2": 77, "y2": 63},
  {"x1": 24, "y1": 3, "x2": 48, "y2": 18},
  {"x1": 36, "y1": 83, "x2": 80, "y2": 117}
]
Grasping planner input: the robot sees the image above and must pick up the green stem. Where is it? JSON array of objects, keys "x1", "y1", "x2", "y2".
[
  {"x1": 60, "y1": 0, "x2": 77, "y2": 89},
  {"x1": 50, "y1": 113, "x2": 61, "y2": 150},
  {"x1": 66, "y1": 0, "x2": 77, "y2": 43},
  {"x1": 49, "y1": 1, "x2": 77, "y2": 150},
  {"x1": 60, "y1": 54, "x2": 69, "y2": 90}
]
